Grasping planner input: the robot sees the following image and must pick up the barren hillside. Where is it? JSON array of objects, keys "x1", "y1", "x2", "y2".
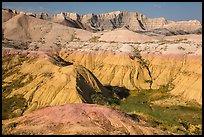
[
  {"x1": 2, "y1": 103, "x2": 170, "y2": 135},
  {"x1": 2, "y1": 50, "x2": 112, "y2": 118}
]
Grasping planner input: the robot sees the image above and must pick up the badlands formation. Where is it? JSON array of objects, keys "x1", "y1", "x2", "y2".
[
  {"x1": 2, "y1": 8, "x2": 201, "y2": 33},
  {"x1": 2, "y1": 8, "x2": 202, "y2": 135}
]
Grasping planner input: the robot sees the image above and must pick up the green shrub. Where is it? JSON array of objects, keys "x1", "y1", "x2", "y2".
[
  {"x1": 47, "y1": 53, "x2": 73, "y2": 67},
  {"x1": 42, "y1": 72, "x2": 54, "y2": 78},
  {"x1": 91, "y1": 92, "x2": 109, "y2": 105},
  {"x1": 70, "y1": 34, "x2": 75, "y2": 41},
  {"x1": 89, "y1": 36, "x2": 100, "y2": 43},
  {"x1": 158, "y1": 82, "x2": 175, "y2": 92},
  {"x1": 3, "y1": 74, "x2": 34, "y2": 94},
  {"x1": 7, "y1": 122, "x2": 18, "y2": 128},
  {"x1": 108, "y1": 97, "x2": 120, "y2": 105},
  {"x1": 2, "y1": 95, "x2": 28, "y2": 120},
  {"x1": 180, "y1": 120, "x2": 191, "y2": 130},
  {"x1": 144, "y1": 80, "x2": 153, "y2": 84},
  {"x1": 91, "y1": 92, "x2": 120, "y2": 107}
]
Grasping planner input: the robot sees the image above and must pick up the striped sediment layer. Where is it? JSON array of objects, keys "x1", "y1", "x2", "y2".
[
  {"x1": 60, "y1": 50, "x2": 202, "y2": 104},
  {"x1": 2, "y1": 49, "x2": 202, "y2": 106}
]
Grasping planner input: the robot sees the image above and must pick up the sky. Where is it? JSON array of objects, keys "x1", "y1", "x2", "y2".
[{"x1": 2, "y1": 2, "x2": 202, "y2": 21}]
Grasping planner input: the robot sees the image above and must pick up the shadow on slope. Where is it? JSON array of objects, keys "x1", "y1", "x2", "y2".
[
  {"x1": 104, "y1": 85, "x2": 130, "y2": 99},
  {"x1": 47, "y1": 52, "x2": 73, "y2": 67}
]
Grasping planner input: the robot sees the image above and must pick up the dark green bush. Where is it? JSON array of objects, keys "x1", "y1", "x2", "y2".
[
  {"x1": 180, "y1": 120, "x2": 191, "y2": 130},
  {"x1": 105, "y1": 86, "x2": 130, "y2": 99},
  {"x1": 91, "y1": 92, "x2": 109, "y2": 105},
  {"x1": 2, "y1": 95, "x2": 27, "y2": 120}
]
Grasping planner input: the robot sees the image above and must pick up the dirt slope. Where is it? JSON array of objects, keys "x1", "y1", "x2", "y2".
[
  {"x1": 2, "y1": 51, "x2": 111, "y2": 116},
  {"x1": 2, "y1": 13, "x2": 75, "y2": 50},
  {"x1": 61, "y1": 51, "x2": 202, "y2": 104},
  {"x1": 2, "y1": 8, "x2": 17, "y2": 22},
  {"x1": 2, "y1": 103, "x2": 169, "y2": 135},
  {"x1": 61, "y1": 51, "x2": 152, "y2": 90},
  {"x1": 144, "y1": 54, "x2": 202, "y2": 104},
  {"x1": 99, "y1": 28, "x2": 158, "y2": 43}
]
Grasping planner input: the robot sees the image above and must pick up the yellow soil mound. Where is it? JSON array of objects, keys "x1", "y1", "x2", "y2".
[
  {"x1": 61, "y1": 51, "x2": 202, "y2": 104},
  {"x1": 3, "y1": 52, "x2": 111, "y2": 115}
]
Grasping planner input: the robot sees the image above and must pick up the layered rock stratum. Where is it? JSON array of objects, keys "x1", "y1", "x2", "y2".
[
  {"x1": 2, "y1": 50, "x2": 112, "y2": 116},
  {"x1": 2, "y1": 8, "x2": 202, "y2": 104},
  {"x1": 2, "y1": 8, "x2": 202, "y2": 33},
  {"x1": 2, "y1": 8, "x2": 202, "y2": 135}
]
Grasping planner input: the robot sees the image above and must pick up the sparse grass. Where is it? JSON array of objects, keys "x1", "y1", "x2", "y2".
[
  {"x1": 70, "y1": 34, "x2": 75, "y2": 41},
  {"x1": 74, "y1": 37, "x2": 81, "y2": 41},
  {"x1": 2, "y1": 69, "x2": 19, "y2": 81},
  {"x1": 134, "y1": 48, "x2": 150, "y2": 68},
  {"x1": 144, "y1": 79, "x2": 153, "y2": 84},
  {"x1": 94, "y1": 47, "x2": 99, "y2": 51},
  {"x1": 2, "y1": 55, "x2": 35, "y2": 116},
  {"x1": 89, "y1": 36, "x2": 100, "y2": 43},
  {"x1": 2, "y1": 39, "x2": 29, "y2": 50},
  {"x1": 7, "y1": 122, "x2": 18, "y2": 128},
  {"x1": 105, "y1": 86, "x2": 130, "y2": 99},
  {"x1": 2, "y1": 94, "x2": 28, "y2": 120},
  {"x1": 158, "y1": 82, "x2": 175, "y2": 93},
  {"x1": 91, "y1": 92, "x2": 120, "y2": 107},
  {"x1": 83, "y1": 43, "x2": 89, "y2": 47},
  {"x1": 47, "y1": 53, "x2": 73, "y2": 67},
  {"x1": 196, "y1": 44, "x2": 202, "y2": 48},
  {"x1": 2, "y1": 55, "x2": 38, "y2": 120},
  {"x1": 2, "y1": 54, "x2": 30, "y2": 80},
  {"x1": 42, "y1": 72, "x2": 54, "y2": 78},
  {"x1": 2, "y1": 74, "x2": 34, "y2": 97},
  {"x1": 178, "y1": 46, "x2": 185, "y2": 50},
  {"x1": 110, "y1": 41, "x2": 117, "y2": 43},
  {"x1": 159, "y1": 42, "x2": 166, "y2": 45},
  {"x1": 34, "y1": 45, "x2": 39, "y2": 50},
  {"x1": 123, "y1": 42, "x2": 141, "y2": 44},
  {"x1": 119, "y1": 87, "x2": 202, "y2": 135},
  {"x1": 134, "y1": 47, "x2": 142, "y2": 59}
]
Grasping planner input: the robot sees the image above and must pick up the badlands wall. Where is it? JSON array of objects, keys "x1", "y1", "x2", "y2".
[{"x1": 60, "y1": 51, "x2": 202, "y2": 104}]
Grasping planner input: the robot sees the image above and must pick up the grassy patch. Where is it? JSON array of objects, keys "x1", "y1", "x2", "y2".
[
  {"x1": 2, "y1": 54, "x2": 35, "y2": 96},
  {"x1": 70, "y1": 34, "x2": 75, "y2": 41},
  {"x1": 119, "y1": 88, "x2": 202, "y2": 134},
  {"x1": 47, "y1": 53, "x2": 73, "y2": 67},
  {"x1": 2, "y1": 39, "x2": 29, "y2": 50},
  {"x1": 2, "y1": 54, "x2": 29, "y2": 74},
  {"x1": 105, "y1": 86, "x2": 130, "y2": 99},
  {"x1": 42, "y1": 72, "x2": 54, "y2": 78},
  {"x1": 2, "y1": 74, "x2": 34, "y2": 95},
  {"x1": 2, "y1": 94, "x2": 28, "y2": 120},
  {"x1": 91, "y1": 92, "x2": 120, "y2": 107}
]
